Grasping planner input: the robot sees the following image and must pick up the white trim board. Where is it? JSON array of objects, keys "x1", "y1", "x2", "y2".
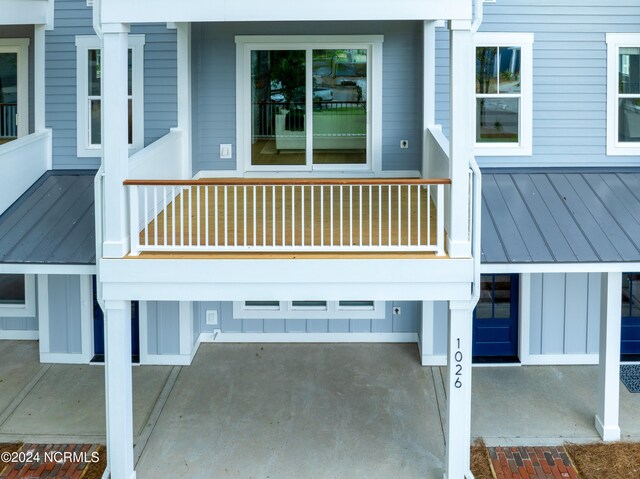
[
  {"x1": 482, "y1": 263, "x2": 640, "y2": 274},
  {"x1": 0, "y1": 264, "x2": 96, "y2": 275},
  {"x1": 521, "y1": 354, "x2": 599, "y2": 366},
  {"x1": 201, "y1": 332, "x2": 418, "y2": 343},
  {"x1": 0, "y1": 330, "x2": 38, "y2": 340},
  {"x1": 40, "y1": 353, "x2": 89, "y2": 365}
]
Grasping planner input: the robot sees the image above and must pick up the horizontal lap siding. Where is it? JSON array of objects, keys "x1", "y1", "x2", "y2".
[
  {"x1": 192, "y1": 21, "x2": 423, "y2": 174},
  {"x1": 46, "y1": 0, "x2": 177, "y2": 170},
  {"x1": 435, "y1": 0, "x2": 640, "y2": 166}
]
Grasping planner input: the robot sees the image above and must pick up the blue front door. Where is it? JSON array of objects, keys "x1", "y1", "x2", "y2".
[
  {"x1": 92, "y1": 277, "x2": 140, "y2": 361},
  {"x1": 473, "y1": 274, "x2": 519, "y2": 359},
  {"x1": 622, "y1": 273, "x2": 640, "y2": 357}
]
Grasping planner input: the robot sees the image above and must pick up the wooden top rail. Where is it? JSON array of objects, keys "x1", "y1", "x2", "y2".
[{"x1": 124, "y1": 177, "x2": 452, "y2": 186}]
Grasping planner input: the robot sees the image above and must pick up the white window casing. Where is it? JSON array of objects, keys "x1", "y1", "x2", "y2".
[
  {"x1": 75, "y1": 35, "x2": 145, "y2": 158},
  {"x1": 0, "y1": 274, "x2": 36, "y2": 318},
  {"x1": 473, "y1": 32, "x2": 534, "y2": 157},
  {"x1": 606, "y1": 33, "x2": 640, "y2": 156},
  {"x1": 235, "y1": 35, "x2": 383, "y2": 175},
  {"x1": 233, "y1": 300, "x2": 386, "y2": 320}
]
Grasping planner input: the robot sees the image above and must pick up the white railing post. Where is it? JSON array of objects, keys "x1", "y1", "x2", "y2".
[
  {"x1": 436, "y1": 184, "x2": 445, "y2": 256},
  {"x1": 129, "y1": 185, "x2": 140, "y2": 256}
]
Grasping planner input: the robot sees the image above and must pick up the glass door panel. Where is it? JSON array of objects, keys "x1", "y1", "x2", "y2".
[
  {"x1": 251, "y1": 50, "x2": 306, "y2": 167},
  {"x1": 312, "y1": 49, "x2": 367, "y2": 166},
  {"x1": 0, "y1": 53, "x2": 18, "y2": 144}
]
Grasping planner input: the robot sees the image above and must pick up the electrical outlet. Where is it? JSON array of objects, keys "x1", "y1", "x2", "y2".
[
  {"x1": 206, "y1": 310, "x2": 219, "y2": 326},
  {"x1": 393, "y1": 306, "x2": 401, "y2": 316},
  {"x1": 220, "y1": 144, "x2": 233, "y2": 159},
  {"x1": 400, "y1": 140, "x2": 409, "y2": 149}
]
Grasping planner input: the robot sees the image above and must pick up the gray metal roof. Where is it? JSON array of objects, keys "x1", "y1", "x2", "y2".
[
  {"x1": 0, "y1": 171, "x2": 96, "y2": 265},
  {"x1": 481, "y1": 169, "x2": 640, "y2": 264}
]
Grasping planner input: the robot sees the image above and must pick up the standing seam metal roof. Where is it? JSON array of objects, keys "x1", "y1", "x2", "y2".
[
  {"x1": 0, "y1": 171, "x2": 96, "y2": 265},
  {"x1": 481, "y1": 169, "x2": 640, "y2": 264}
]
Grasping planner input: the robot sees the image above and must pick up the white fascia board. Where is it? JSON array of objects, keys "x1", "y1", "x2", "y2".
[
  {"x1": 0, "y1": 264, "x2": 96, "y2": 275},
  {"x1": 101, "y1": 0, "x2": 471, "y2": 24},
  {"x1": 0, "y1": 0, "x2": 49, "y2": 25},
  {"x1": 481, "y1": 263, "x2": 640, "y2": 274},
  {"x1": 100, "y1": 258, "x2": 474, "y2": 302}
]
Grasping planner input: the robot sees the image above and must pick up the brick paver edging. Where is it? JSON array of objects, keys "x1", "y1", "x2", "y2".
[
  {"x1": 489, "y1": 446, "x2": 580, "y2": 479},
  {"x1": 0, "y1": 443, "x2": 104, "y2": 479}
]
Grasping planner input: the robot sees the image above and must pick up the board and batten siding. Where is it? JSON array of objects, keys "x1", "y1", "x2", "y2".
[
  {"x1": 435, "y1": 0, "x2": 640, "y2": 166},
  {"x1": 145, "y1": 301, "x2": 180, "y2": 355},
  {"x1": 191, "y1": 21, "x2": 423, "y2": 174},
  {"x1": 528, "y1": 272, "x2": 600, "y2": 357},
  {"x1": 47, "y1": 274, "x2": 83, "y2": 354},
  {"x1": 193, "y1": 301, "x2": 419, "y2": 335},
  {"x1": 45, "y1": 0, "x2": 177, "y2": 170}
]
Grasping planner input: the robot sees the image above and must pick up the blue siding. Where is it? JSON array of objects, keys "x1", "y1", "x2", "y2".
[
  {"x1": 193, "y1": 300, "x2": 418, "y2": 335},
  {"x1": 436, "y1": 0, "x2": 640, "y2": 166},
  {"x1": 45, "y1": 0, "x2": 177, "y2": 170},
  {"x1": 192, "y1": 21, "x2": 423, "y2": 174},
  {"x1": 48, "y1": 275, "x2": 82, "y2": 354},
  {"x1": 146, "y1": 301, "x2": 180, "y2": 355}
]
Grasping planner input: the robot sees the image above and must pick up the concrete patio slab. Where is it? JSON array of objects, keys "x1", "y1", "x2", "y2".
[
  {"x1": 470, "y1": 365, "x2": 640, "y2": 446},
  {"x1": 0, "y1": 360, "x2": 172, "y2": 442},
  {"x1": 0, "y1": 342, "x2": 42, "y2": 414},
  {"x1": 136, "y1": 343, "x2": 446, "y2": 479}
]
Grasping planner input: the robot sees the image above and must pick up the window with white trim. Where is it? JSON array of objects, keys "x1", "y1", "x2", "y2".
[
  {"x1": 474, "y1": 33, "x2": 533, "y2": 156},
  {"x1": 607, "y1": 34, "x2": 640, "y2": 156},
  {"x1": 75, "y1": 35, "x2": 145, "y2": 157},
  {"x1": 233, "y1": 300, "x2": 385, "y2": 320},
  {"x1": 236, "y1": 35, "x2": 383, "y2": 173},
  {"x1": 0, "y1": 274, "x2": 35, "y2": 317}
]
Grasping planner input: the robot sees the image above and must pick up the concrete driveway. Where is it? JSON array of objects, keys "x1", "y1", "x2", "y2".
[{"x1": 1, "y1": 340, "x2": 640, "y2": 478}]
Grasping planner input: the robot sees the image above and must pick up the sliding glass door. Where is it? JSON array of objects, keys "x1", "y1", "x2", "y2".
[
  {"x1": 249, "y1": 45, "x2": 369, "y2": 171},
  {"x1": 0, "y1": 40, "x2": 28, "y2": 144}
]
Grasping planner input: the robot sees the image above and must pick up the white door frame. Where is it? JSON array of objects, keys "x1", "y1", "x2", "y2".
[{"x1": 0, "y1": 38, "x2": 29, "y2": 139}]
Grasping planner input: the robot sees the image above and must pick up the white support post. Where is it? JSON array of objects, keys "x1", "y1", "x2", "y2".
[
  {"x1": 176, "y1": 23, "x2": 192, "y2": 180},
  {"x1": 102, "y1": 23, "x2": 131, "y2": 258},
  {"x1": 420, "y1": 300, "x2": 435, "y2": 366},
  {"x1": 423, "y1": 20, "x2": 437, "y2": 178},
  {"x1": 448, "y1": 22, "x2": 473, "y2": 258},
  {"x1": 595, "y1": 271, "x2": 622, "y2": 442},
  {"x1": 444, "y1": 300, "x2": 474, "y2": 479},
  {"x1": 34, "y1": 25, "x2": 46, "y2": 136},
  {"x1": 104, "y1": 300, "x2": 136, "y2": 479}
]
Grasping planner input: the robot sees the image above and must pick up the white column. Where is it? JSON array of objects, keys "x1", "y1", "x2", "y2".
[
  {"x1": 102, "y1": 23, "x2": 131, "y2": 258},
  {"x1": 420, "y1": 300, "x2": 435, "y2": 365},
  {"x1": 176, "y1": 23, "x2": 192, "y2": 180},
  {"x1": 104, "y1": 300, "x2": 136, "y2": 479},
  {"x1": 422, "y1": 20, "x2": 437, "y2": 178},
  {"x1": 448, "y1": 22, "x2": 473, "y2": 258},
  {"x1": 444, "y1": 300, "x2": 474, "y2": 479},
  {"x1": 34, "y1": 25, "x2": 46, "y2": 134},
  {"x1": 595, "y1": 271, "x2": 622, "y2": 441}
]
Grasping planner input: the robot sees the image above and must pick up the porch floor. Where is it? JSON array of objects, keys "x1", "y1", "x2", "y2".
[
  {"x1": 133, "y1": 182, "x2": 444, "y2": 258},
  {"x1": 2, "y1": 342, "x2": 640, "y2": 478}
]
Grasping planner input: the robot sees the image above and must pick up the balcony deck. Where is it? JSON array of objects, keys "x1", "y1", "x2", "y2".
[{"x1": 125, "y1": 178, "x2": 448, "y2": 259}]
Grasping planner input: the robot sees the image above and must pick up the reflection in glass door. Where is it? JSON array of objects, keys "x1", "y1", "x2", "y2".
[
  {"x1": 0, "y1": 52, "x2": 18, "y2": 144},
  {"x1": 251, "y1": 50, "x2": 306, "y2": 167},
  {"x1": 312, "y1": 49, "x2": 367, "y2": 166},
  {"x1": 248, "y1": 46, "x2": 369, "y2": 170}
]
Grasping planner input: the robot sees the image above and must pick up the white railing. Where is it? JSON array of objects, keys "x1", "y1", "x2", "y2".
[
  {"x1": 94, "y1": 165, "x2": 105, "y2": 311},
  {"x1": 125, "y1": 178, "x2": 450, "y2": 256},
  {"x1": 0, "y1": 129, "x2": 51, "y2": 215}
]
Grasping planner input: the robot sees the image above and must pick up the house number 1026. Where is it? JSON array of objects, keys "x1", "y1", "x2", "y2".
[{"x1": 454, "y1": 338, "x2": 463, "y2": 389}]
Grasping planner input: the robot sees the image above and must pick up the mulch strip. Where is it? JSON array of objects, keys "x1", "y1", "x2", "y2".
[
  {"x1": 0, "y1": 443, "x2": 106, "y2": 479},
  {"x1": 565, "y1": 442, "x2": 640, "y2": 479},
  {"x1": 471, "y1": 439, "x2": 495, "y2": 479}
]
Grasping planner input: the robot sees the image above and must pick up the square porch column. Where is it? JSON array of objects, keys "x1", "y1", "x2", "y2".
[
  {"x1": 595, "y1": 271, "x2": 622, "y2": 441},
  {"x1": 102, "y1": 23, "x2": 131, "y2": 258},
  {"x1": 444, "y1": 300, "x2": 474, "y2": 479},
  {"x1": 104, "y1": 300, "x2": 136, "y2": 479},
  {"x1": 447, "y1": 22, "x2": 473, "y2": 259}
]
